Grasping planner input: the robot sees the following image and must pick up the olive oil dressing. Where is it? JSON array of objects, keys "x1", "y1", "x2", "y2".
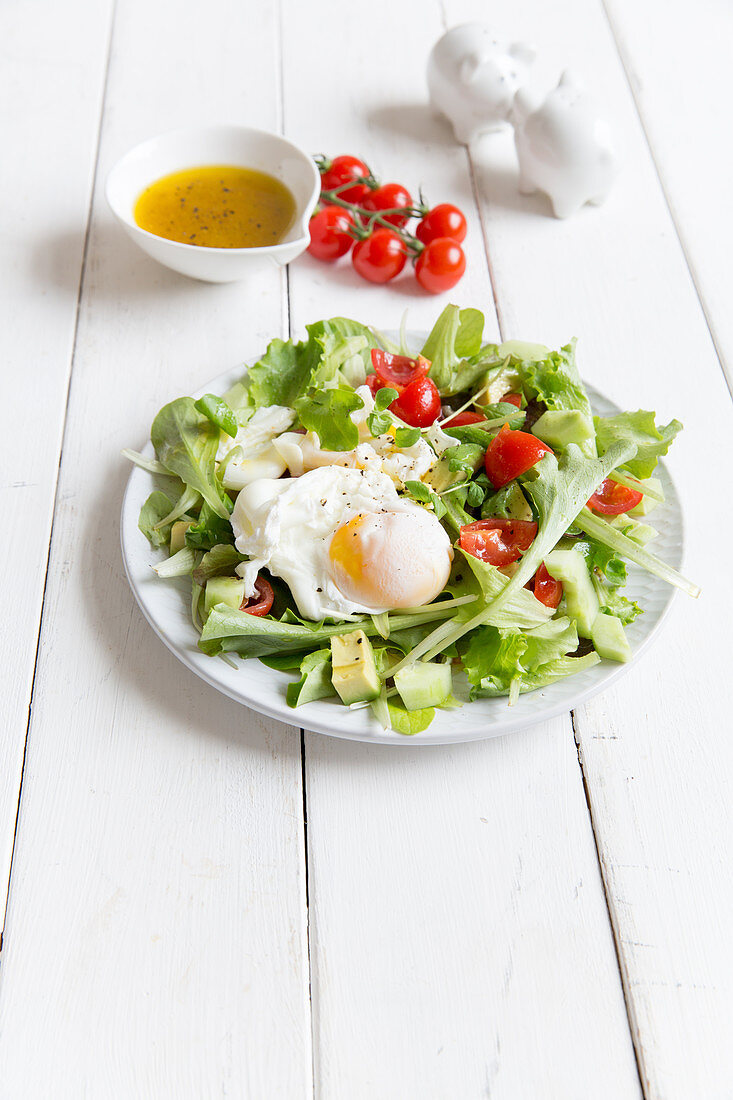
[{"x1": 134, "y1": 165, "x2": 296, "y2": 248}]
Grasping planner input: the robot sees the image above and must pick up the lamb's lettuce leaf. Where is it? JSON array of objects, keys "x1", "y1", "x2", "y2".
[
  {"x1": 194, "y1": 394, "x2": 238, "y2": 438},
  {"x1": 286, "y1": 649, "x2": 335, "y2": 707},
  {"x1": 192, "y1": 544, "x2": 244, "y2": 585},
  {"x1": 151, "y1": 398, "x2": 231, "y2": 519},
  {"x1": 421, "y1": 305, "x2": 499, "y2": 394},
  {"x1": 138, "y1": 491, "x2": 176, "y2": 548},
  {"x1": 594, "y1": 410, "x2": 682, "y2": 479},
  {"x1": 185, "y1": 501, "x2": 235, "y2": 550}
]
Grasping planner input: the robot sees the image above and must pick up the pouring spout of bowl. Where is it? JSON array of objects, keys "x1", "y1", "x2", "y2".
[{"x1": 270, "y1": 237, "x2": 310, "y2": 267}]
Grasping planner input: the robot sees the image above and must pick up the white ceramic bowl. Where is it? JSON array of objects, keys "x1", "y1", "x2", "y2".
[{"x1": 105, "y1": 125, "x2": 320, "y2": 283}]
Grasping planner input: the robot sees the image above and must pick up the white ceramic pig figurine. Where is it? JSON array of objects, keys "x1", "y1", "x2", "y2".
[
  {"x1": 428, "y1": 24, "x2": 536, "y2": 145},
  {"x1": 512, "y1": 70, "x2": 617, "y2": 218}
]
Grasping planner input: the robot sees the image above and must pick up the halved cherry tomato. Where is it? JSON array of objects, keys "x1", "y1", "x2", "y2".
[
  {"x1": 414, "y1": 237, "x2": 466, "y2": 294},
  {"x1": 484, "y1": 424, "x2": 553, "y2": 489},
  {"x1": 352, "y1": 228, "x2": 407, "y2": 284},
  {"x1": 320, "y1": 155, "x2": 371, "y2": 204},
  {"x1": 459, "y1": 518, "x2": 538, "y2": 567},
  {"x1": 389, "y1": 376, "x2": 442, "y2": 427},
  {"x1": 416, "y1": 203, "x2": 467, "y2": 245},
  {"x1": 307, "y1": 205, "x2": 355, "y2": 261},
  {"x1": 533, "y1": 562, "x2": 563, "y2": 609},
  {"x1": 370, "y1": 348, "x2": 430, "y2": 392},
  {"x1": 240, "y1": 575, "x2": 274, "y2": 617},
  {"x1": 501, "y1": 392, "x2": 522, "y2": 408},
  {"x1": 587, "y1": 478, "x2": 643, "y2": 515},
  {"x1": 361, "y1": 182, "x2": 413, "y2": 228},
  {"x1": 365, "y1": 374, "x2": 383, "y2": 396},
  {"x1": 442, "y1": 410, "x2": 487, "y2": 428}
]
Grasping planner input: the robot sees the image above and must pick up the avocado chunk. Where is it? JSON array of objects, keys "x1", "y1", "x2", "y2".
[
  {"x1": 591, "y1": 612, "x2": 632, "y2": 663},
  {"x1": 394, "y1": 661, "x2": 453, "y2": 711},
  {"x1": 330, "y1": 629, "x2": 380, "y2": 704},
  {"x1": 204, "y1": 577, "x2": 246, "y2": 617},
  {"x1": 170, "y1": 519, "x2": 194, "y2": 555},
  {"x1": 628, "y1": 476, "x2": 664, "y2": 517},
  {"x1": 483, "y1": 481, "x2": 533, "y2": 522},
  {"x1": 532, "y1": 409, "x2": 595, "y2": 450},
  {"x1": 424, "y1": 445, "x2": 484, "y2": 493},
  {"x1": 544, "y1": 548, "x2": 600, "y2": 638}
]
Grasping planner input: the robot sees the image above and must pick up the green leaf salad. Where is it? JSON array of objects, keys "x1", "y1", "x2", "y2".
[{"x1": 127, "y1": 306, "x2": 699, "y2": 735}]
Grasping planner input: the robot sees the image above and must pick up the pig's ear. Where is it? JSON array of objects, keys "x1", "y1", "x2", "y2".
[
  {"x1": 509, "y1": 42, "x2": 536, "y2": 66},
  {"x1": 459, "y1": 53, "x2": 482, "y2": 85}
]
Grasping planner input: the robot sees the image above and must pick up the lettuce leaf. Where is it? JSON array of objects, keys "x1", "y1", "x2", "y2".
[
  {"x1": 460, "y1": 617, "x2": 580, "y2": 698},
  {"x1": 245, "y1": 338, "x2": 310, "y2": 408},
  {"x1": 199, "y1": 600, "x2": 472, "y2": 658},
  {"x1": 151, "y1": 398, "x2": 231, "y2": 519},
  {"x1": 519, "y1": 339, "x2": 593, "y2": 421},
  {"x1": 294, "y1": 385, "x2": 364, "y2": 451},
  {"x1": 387, "y1": 701, "x2": 436, "y2": 735},
  {"x1": 245, "y1": 317, "x2": 380, "y2": 410},
  {"x1": 475, "y1": 652, "x2": 601, "y2": 697},
  {"x1": 594, "y1": 410, "x2": 682, "y2": 479}
]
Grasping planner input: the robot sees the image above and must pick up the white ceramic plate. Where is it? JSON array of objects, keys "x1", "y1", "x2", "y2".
[{"x1": 121, "y1": 349, "x2": 684, "y2": 746}]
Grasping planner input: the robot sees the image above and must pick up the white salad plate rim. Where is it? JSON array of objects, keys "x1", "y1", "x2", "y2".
[{"x1": 120, "y1": 341, "x2": 684, "y2": 746}]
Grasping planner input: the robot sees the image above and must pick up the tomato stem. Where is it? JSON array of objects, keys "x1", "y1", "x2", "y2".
[{"x1": 318, "y1": 186, "x2": 426, "y2": 254}]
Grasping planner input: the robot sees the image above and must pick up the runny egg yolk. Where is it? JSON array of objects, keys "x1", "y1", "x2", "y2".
[{"x1": 328, "y1": 510, "x2": 453, "y2": 611}]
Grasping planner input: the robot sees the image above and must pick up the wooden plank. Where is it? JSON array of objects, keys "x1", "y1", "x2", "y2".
[
  {"x1": 444, "y1": 0, "x2": 733, "y2": 1096},
  {"x1": 601, "y1": 0, "x2": 733, "y2": 386},
  {"x1": 0, "y1": 0, "x2": 113, "y2": 918},
  {"x1": 0, "y1": 0, "x2": 311, "y2": 1095},
  {"x1": 282, "y1": 1, "x2": 641, "y2": 1096}
]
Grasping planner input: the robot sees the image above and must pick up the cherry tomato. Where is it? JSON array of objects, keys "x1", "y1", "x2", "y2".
[
  {"x1": 361, "y1": 182, "x2": 413, "y2": 228},
  {"x1": 587, "y1": 478, "x2": 644, "y2": 515},
  {"x1": 351, "y1": 228, "x2": 407, "y2": 284},
  {"x1": 240, "y1": 575, "x2": 274, "y2": 617},
  {"x1": 370, "y1": 349, "x2": 430, "y2": 392},
  {"x1": 365, "y1": 374, "x2": 382, "y2": 396},
  {"x1": 501, "y1": 392, "x2": 522, "y2": 408},
  {"x1": 442, "y1": 410, "x2": 487, "y2": 428},
  {"x1": 389, "y1": 376, "x2": 442, "y2": 427},
  {"x1": 319, "y1": 155, "x2": 371, "y2": 204},
  {"x1": 484, "y1": 424, "x2": 553, "y2": 489},
  {"x1": 415, "y1": 203, "x2": 467, "y2": 245},
  {"x1": 307, "y1": 205, "x2": 355, "y2": 261},
  {"x1": 459, "y1": 518, "x2": 538, "y2": 568},
  {"x1": 533, "y1": 562, "x2": 563, "y2": 609},
  {"x1": 414, "y1": 238, "x2": 466, "y2": 294}
]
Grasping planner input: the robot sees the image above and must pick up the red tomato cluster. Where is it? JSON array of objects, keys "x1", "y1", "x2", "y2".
[
  {"x1": 368, "y1": 349, "x2": 442, "y2": 427},
  {"x1": 308, "y1": 155, "x2": 467, "y2": 294}
]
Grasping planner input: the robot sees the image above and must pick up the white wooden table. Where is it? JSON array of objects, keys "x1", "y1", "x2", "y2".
[{"x1": 2, "y1": 1, "x2": 731, "y2": 1096}]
